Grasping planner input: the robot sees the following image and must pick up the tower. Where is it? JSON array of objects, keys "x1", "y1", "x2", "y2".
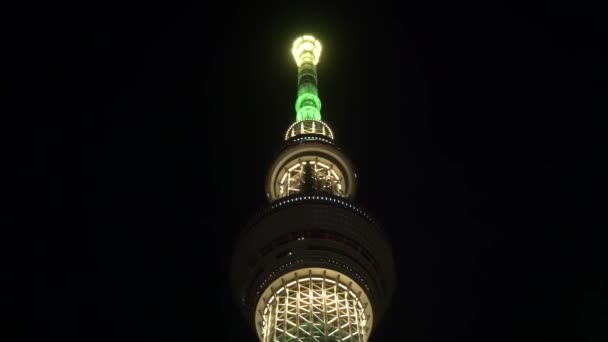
[{"x1": 231, "y1": 35, "x2": 395, "y2": 341}]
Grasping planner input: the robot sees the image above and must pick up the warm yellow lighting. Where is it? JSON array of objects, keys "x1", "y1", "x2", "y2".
[
  {"x1": 275, "y1": 156, "x2": 346, "y2": 197},
  {"x1": 274, "y1": 157, "x2": 347, "y2": 199},
  {"x1": 284, "y1": 119, "x2": 334, "y2": 140},
  {"x1": 292, "y1": 35, "x2": 322, "y2": 66},
  {"x1": 257, "y1": 268, "x2": 372, "y2": 341}
]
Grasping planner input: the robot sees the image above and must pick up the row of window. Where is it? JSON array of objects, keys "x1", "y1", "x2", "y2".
[{"x1": 257, "y1": 230, "x2": 382, "y2": 280}]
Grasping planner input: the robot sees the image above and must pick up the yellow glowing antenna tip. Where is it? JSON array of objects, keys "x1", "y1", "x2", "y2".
[{"x1": 292, "y1": 35, "x2": 322, "y2": 66}]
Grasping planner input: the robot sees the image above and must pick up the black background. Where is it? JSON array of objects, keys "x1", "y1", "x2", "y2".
[{"x1": 16, "y1": 1, "x2": 606, "y2": 341}]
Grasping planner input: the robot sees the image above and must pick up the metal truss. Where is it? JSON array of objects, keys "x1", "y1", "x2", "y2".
[{"x1": 261, "y1": 271, "x2": 368, "y2": 342}]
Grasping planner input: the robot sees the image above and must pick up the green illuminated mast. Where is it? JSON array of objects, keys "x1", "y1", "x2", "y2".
[{"x1": 291, "y1": 36, "x2": 323, "y2": 121}]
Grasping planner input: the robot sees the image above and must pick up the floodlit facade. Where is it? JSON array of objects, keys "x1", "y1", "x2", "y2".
[{"x1": 231, "y1": 35, "x2": 395, "y2": 341}]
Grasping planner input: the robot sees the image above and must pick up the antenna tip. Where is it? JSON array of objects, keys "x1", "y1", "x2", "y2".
[{"x1": 292, "y1": 35, "x2": 322, "y2": 67}]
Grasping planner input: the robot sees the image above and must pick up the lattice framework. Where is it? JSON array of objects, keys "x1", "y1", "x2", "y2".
[
  {"x1": 260, "y1": 271, "x2": 369, "y2": 342},
  {"x1": 277, "y1": 159, "x2": 345, "y2": 199}
]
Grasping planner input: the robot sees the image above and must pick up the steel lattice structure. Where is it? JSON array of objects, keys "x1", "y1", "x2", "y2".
[
  {"x1": 231, "y1": 35, "x2": 395, "y2": 342},
  {"x1": 260, "y1": 268, "x2": 370, "y2": 342}
]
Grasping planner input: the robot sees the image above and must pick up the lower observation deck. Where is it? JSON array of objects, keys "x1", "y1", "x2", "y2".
[{"x1": 231, "y1": 194, "x2": 395, "y2": 339}]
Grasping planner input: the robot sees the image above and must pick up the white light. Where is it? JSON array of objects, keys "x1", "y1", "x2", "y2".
[{"x1": 292, "y1": 35, "x2": 322, "y2": 66}]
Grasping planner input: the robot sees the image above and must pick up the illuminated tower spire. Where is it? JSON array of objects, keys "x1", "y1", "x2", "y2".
[
  {"x1": 292, "y1": 35, "x2": 323, "y2": 121},
  {"x1": 232, "y1": 35, "x2": 395, "y2": 342}
]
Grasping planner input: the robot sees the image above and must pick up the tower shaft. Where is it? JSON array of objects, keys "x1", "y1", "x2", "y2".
[
  {"x1": 293, "y1": 35, "x2": 322, "y2": 121},
  {"x1": 295, "y1": 62, "x2": 321, "y2": 121}
]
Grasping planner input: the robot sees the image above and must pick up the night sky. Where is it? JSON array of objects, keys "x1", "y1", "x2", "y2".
[{"x1": 19, "y1": 1, "x2": 606, "y2": 341}]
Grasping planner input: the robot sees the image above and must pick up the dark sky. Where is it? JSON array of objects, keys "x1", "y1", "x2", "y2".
[{"x1": 18, "y1": 1, "x2": 606, "y2": 341}]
